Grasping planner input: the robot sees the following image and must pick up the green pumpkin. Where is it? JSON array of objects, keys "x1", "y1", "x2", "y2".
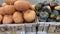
[
  {"x1": 42, "y1": 6, "x2": 51, "y2": 11},
  {"x1": 35, "y1": 3, "x2": 43, "y2": 11}
]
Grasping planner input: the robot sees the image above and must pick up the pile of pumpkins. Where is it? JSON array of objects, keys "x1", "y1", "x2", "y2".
[
  {"x1": 35, "y1": 0, "x2": 60, "y2": 22},
  {"x1": 0, "y1": 0, "x2": 36, "y2": 24}
]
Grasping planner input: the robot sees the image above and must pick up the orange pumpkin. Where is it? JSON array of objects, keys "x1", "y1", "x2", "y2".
[
  {"x1": 24, "y1": 10, "x2": 36, "y2": 22},
  {"x1": 13, "y1": 12, "x2": 23, "y2": 23},
  {"x1": 3, "y1": 15, "x2": 13, "y2": 24},
  {"x1": 14, "y1": 1, "x2": 31, "y2": 11},
  {"x1": 3, "y1": 5, "x2": 15, "y2": 15}
]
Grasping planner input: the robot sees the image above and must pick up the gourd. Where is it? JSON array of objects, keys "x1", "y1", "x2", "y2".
[
  {"x1": 39, "y1": 11, "x2": 49, "y2": 18},
  {"x1": 42, "y1": 6, "x2": 51, "y2": 11},
  {"x1": 14, "y1": 1, "x2": 31, "y2": 11},
  {"x1": 3, "y1": 5, "x2": 15, "y2": 15},
  {"x1": 3, "y1": 15, "x2": 13, "y2": 24},
  {"x1": 23, "y1": 10, "x2": 36, "y2": 22},
  {"x1": 35, "y1": 3, "x2": 43, "y2": 11},
  {"x1": 13, "y1": 12, "x2": 23, "y2": 24},
  {"x1": 54, "y1": 6, "x2": 60, "y2": 10},
  {"x1": 53, "y1": 10, "x2": 59, "y2": 16}
]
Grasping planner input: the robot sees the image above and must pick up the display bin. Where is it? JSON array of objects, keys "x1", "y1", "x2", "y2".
[
  {"x1": 37, "y1": 22, "x2": 60, "y2": 34},
  {"x1": 47, "y1": 23, "x2": 60, "y2": 34},
  {"x1": 48, "y1": 24, "x2": 56, "y2": 33},
  {"x1": 0, "y1": 0, "x2": 60, "y2": 34},
  {"x1": 25, "y1": 23, "x2": 36, "y2": 34},
  {"x1": 37, "y1": 23, "x2": 49, "y2": 34},
  {"x1": 5, "y1": 24, "x2": 25, "y2": 34},
  {"x1": 0, "y1": 24, "x2": 6, "y2": 34}
]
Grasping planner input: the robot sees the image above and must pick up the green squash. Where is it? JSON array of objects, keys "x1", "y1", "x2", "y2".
[
  {"x1": 35, "y1": 3, "x2": 43, "y2": 11},
  {"x1": 42, "y1": 6, "x2": 51, "y2": 10}
]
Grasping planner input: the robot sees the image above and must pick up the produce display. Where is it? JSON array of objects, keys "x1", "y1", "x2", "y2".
[{"x1": 0, "y1": 0, "x2": 60, "y2": 24}]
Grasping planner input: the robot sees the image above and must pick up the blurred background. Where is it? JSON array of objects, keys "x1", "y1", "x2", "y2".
[
  {"x1": 0, "y1": 0, "x2": 60, "y2": 5},
  {"x1": 0, "y1": 0, "x2": 4, "y2": 5}
]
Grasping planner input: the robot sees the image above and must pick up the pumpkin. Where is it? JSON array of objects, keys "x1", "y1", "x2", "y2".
[
  {"x1": 42, "y1": 6, "x2": 52, "y2": 13},
  {"x1": 54, "y1": 6, "x2": 60, "y2": 10},
  {"x1": 3, "y1": 15, "x2": 13, "y2": 24},
  {"x1": 14, "y1": 1, "x2": 31, "y2": 11},
  {"x1": 23, "y1": 10, "x2": 36, "y2": 22},
  {"x1": 3, "y1": 5, "x2": 15, "y2": 15},
  {"x1": 13, "y1": 12, "x2": 23, "y2": 23},
  {"x1": 35, "y1": 3, "x2": 43, "y2": 11},
  {"x1": 53, "y1": 10, "x2": 59, "y2": 16},
  {"x1": 39, "y1": 11, "x2": 49, "y2": 18},
  {"x1": 42, "y1": 6, "x2": 51, "y2": 10}
]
